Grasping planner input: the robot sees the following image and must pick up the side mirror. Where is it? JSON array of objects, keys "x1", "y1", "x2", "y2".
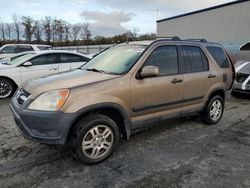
[
  {"x1": 23, "y1": 61, "x2": 32, "y2": 67},
  {"x1": 139, "y1": 66, "x2": 160, "y2": 78}
]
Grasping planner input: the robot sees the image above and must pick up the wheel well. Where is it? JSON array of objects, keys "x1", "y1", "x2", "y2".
[
  {"x1": 68, "y1": 107, "x2": 127, "y2": 142},
  {"x1": 0, "y1": 76, "x2": 18, "y2": 90},
  {"x1": 208, "y1": 89, "x2": 225, "y2": 101}
]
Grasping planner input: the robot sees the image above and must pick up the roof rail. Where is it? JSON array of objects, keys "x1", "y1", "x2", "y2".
[
  {"x1": 156, "y1": 36, "x2": 181, "y2": 41},
  {"x1": 184, "y1": 39, "x2": 207, "y2": 43}
]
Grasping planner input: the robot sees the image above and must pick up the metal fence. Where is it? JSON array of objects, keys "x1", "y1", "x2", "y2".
[{"x1": 54, "y1": 44, "x2": 114, "y2": 55}]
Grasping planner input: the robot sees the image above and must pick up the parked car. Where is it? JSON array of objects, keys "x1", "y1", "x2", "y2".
[
  {"x1": 0, "y1": 44, "x2": 52, "y2": 59},
  {"x1": 10, "y1": 38, "x2": 234, "y2": 164},
  {"x1": 0, "y1": 50, "x2": 90, "y2": 98},
  {"x1": 232, "y1": 61, "x2": 250, "y2": 95}
]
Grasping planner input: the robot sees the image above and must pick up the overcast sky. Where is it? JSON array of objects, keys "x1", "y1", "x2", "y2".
[{"x1": 0, "y1": 0, "x2": 232, "y2": 37}]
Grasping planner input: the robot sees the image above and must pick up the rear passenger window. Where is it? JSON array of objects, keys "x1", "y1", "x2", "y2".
[
  {"x1": 144, "y1": 46, "x2": 178, "y2": 76},
  {"x1": 59, "y1": 54, "x2": 87, "y2": 63},
  {"x1": 18, "y1": 46, "x2": 34, "y2": 53},
  {"x1": 181, "y1": 46, "x2": 208, "y2": 73},
  {"x1": 207, "y1": 46, "x2": 230, "y2": 68}
]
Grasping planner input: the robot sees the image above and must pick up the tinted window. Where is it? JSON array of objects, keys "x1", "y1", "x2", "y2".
[
  {"x1": 59, "y1": 53, "x2": 88, "y2": 63},
  {"x1": 1, "y1": 46, "x2": 17, "y2": 53},
  {"x1": 18, "y1": 46, "x2": 34, "y2": 53},
  {"x1": 30, "y1": 54, "x2": 57, "y2": 66},
  {"x1": 37, "y1": 46, "x2": 52, "y2": 50},
  {"x1": 144, "y1": 46, "x2": 178, "y2": 76},
  {"x1": 181, "y1": 46, "x2": 208, "y2": 73},
  {"x1": 207, "y1": 46, "x2": 230, "y2": 68}
]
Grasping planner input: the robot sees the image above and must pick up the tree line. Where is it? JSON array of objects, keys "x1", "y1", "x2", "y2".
[{"x1": 0, "y1": 14, "x2": 156, "y2": 47}]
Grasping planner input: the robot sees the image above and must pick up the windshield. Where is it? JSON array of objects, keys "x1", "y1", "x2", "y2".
[
  {"x1": 82, "y1": 45, "x2": 146, "y2": 74},
  {"x1": 9, "y1": 54, "x2": 35, "y2": 65}
]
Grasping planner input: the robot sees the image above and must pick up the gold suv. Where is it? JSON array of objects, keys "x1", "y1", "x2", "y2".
[{"x1": 10, "y1": 38, "x2": 235, "y2": 164}]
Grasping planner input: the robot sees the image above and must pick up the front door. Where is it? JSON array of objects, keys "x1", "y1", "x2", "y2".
[
  {"x1": 20, "y1": 54, "x2": 59, "y2": 84},
  {"x1": 131, "y1": 45, "x2": 184, "y2": 122}
]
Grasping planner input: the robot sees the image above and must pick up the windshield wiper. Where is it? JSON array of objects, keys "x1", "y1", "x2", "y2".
[{"x1": 85, "y1": 68, "x2": 105, "y2": 74}]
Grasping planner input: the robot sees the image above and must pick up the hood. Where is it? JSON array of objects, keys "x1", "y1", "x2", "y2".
[
  {"x1": 236, "y1": 62, "x2": 250, "y2": 74},
  {"x1": 23, "y1": 69, "x2": 120, "y2": 95}
]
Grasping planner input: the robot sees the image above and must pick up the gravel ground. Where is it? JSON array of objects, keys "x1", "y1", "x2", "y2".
[{"x1": 0, "y1": 95, "x2": 250, "y2": 188}]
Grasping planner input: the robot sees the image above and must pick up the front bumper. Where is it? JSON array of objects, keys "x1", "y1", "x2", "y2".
[{"x1": 10, "y1": 96, "x2": 74, "y2": 145}]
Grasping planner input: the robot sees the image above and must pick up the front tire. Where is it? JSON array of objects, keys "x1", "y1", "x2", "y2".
[
  {"x1": 70, "y1": 114, "x2": 119, "y2": 164},
  {"x1": 0, "y1": 78, "x2": 15, "y2": 99},
  {"x1": 202, "y1": 95, "x2": 224, "y2": 125}
]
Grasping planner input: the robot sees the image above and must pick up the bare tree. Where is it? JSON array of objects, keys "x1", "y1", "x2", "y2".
[
  {"x1": 33, "y1": 20, "x2": 43, "y2": 43},
  {"x1": 71, "y1": 24, "x2": 81, "y2": 45},
  {"x1": 64, "y1": 23, "x2": 71, "y2": 45},
  {"x1": 132, "y1": 28, "x2": 139, "y2": 39},
  {"x1": 22, "y1": 16, "x2": 34, "y2": 43},
  {"x1": 81, "y1": 23, "x2": 91, "y2": 53},
  {"x1": 6, "y1": 23, "x2": 11, "y2": 41},
  {"x1": 81, "y1": 23, "x2": 91, "y2": 41},
  {"x1": 12, "y1": 13, "x2": 21, "y2": 43},
  {"x1": 0, "y1": 22, "x2": 5, "y2": 41},
  {"x1": 43, "y1": 16, "x2": 52, "y2": 44}
]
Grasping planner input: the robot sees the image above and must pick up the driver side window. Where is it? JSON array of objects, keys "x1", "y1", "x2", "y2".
[{"x1": 144, "y1": 46, "x2": 178, "y2": 76}]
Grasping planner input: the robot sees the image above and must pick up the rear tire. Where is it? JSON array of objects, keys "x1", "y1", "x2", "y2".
[
  {"x1": 202, "y1": 95, "x2": 224, "y2": 125},
  {"x1": 0, "y1": 78, "x2": 15, "y2": 99},
  {"x1": 70, "y1": 114, "x2": 119, "y2": 164}
]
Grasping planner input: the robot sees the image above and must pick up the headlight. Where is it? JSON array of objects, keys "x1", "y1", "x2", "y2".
[{"x1": 28, "y1": 89, "x2": 70, "y2": 111}]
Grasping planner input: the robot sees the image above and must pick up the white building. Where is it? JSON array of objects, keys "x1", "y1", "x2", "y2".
[{"x1": 157, "y1": 0, "x2": 250, "y2": 60}]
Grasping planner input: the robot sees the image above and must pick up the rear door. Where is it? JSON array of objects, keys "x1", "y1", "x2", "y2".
[
  {"x1": 179, "y1": 45, "x2": 214, "y2": 113},
  {"x1": 20, "y1": 54, "x2": 59, "y2": 83},
  {"x1": 17, "y1": 45, "x2": 34, "y2": 53},
  {"x1": 58, "y1": 53, "x2": 88, "y2": 72},
  {"x1": 206, "y1": 46, "x2": 234, "y2": 90}
]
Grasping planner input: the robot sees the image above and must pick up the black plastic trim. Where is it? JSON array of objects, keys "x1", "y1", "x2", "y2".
[{"x1": 132, "y1": 96, "x2": 204, "y2": 113}]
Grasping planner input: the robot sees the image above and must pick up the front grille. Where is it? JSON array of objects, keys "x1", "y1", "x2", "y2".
[
  {"x1": 16, "y1": 89, "x2": 30, "y2": 105},
  {"x1": 235, "y1": 73, "x2": 249, "y2": 83}
]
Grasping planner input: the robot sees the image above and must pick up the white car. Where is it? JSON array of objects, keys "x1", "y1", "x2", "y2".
[
  {"x1": 0, "y1": 44, "x2": 52, "y2": 59},
  {"x1": 0, "y1": 50, "x2": 90, "y2": 98},
  {"x1": 232, "y1": 61, "x2": 250, "y2": 95}
]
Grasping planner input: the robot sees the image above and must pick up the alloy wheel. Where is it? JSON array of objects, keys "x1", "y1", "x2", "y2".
[{"x1": 82, "y1": 125, "x2": 114, "y2": 159}]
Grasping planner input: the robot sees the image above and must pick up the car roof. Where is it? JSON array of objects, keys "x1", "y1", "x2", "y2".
[
  {"x1": 1, "y1": 44, "x2": 52, "y2": 47},
  {"x1": 32, "y1": 50, "x2": 89, "y2": 57}
]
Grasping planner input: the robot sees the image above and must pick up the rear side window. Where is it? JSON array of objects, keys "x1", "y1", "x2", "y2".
[
  {"x1": 37, "y1": 46, "x2": 52, "y2": 51},
  {"x1": 143, "y1": 46, "x2": 178, "y2": 76},
  {"x1": 181, "y1": 46, "x2": 209, "y2": 73},
  {"x1": 18, "y1": 45, "x2": 34, "y2": 53},
  {"x1": 207, "y1": 46, "x2": 230, "y2": 68},
  {"x1": 59, "y1": 53, "x2": 88, "y2": 63},
  {"x1": 1, "y1": 46, "x2": 17, "y2": 53},
  {"x1": 30, "y1": 54, "x2": 57, "y2": 66}
]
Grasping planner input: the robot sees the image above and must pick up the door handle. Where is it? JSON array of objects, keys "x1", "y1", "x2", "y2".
[
  {"x1": 208, "y1": 74, "x2": 216, "y2": 79},
  {"x1": 171, "y1": 78, "x2": 183, "y2": 84}
]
